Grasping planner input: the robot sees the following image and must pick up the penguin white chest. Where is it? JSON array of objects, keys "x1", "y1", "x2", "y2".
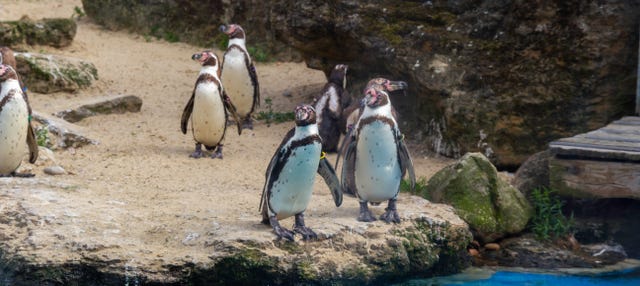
[
  {"x1": 191, "y1": 83, "x2": 225, "y2": 146},
  {"x1": 269, "y1": 142, "x2": 322, "y2": 220},
  {"x1": 221, "y1": 50, "x2": 254, "y2": 118},
  {"x1": 0, "y1": 91, "x2": 29, "y2": 174},
  {"x1": 355, "y1": 121, "x2": 402, "y2": 202}
]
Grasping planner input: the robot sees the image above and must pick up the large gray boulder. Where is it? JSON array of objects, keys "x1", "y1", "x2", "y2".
[
  {"x1": 80, "y1": 0, "x2": 639, "y2": 168},
  {"x1": 423, "y1": 152, "x2": 533, "y2": 243},
  {"x1": 15, "y1": 52, "x2": 98, "y2": 93}
]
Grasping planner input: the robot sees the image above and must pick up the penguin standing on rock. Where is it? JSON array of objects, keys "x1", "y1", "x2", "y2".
[
  {"x1": 219, "y1": 24, "x2": 260, "y2": 130},
  {"x1": 181, "y1": 50, "x2": 241, "y2": 159},
  {"x1": 260, "y1": 104, "x2": 342, "y2": 241},
  {"x1": 312, "y1": 64, "x2": 350, "y2": 153},
  {"x1": 340, "y1": 84, "x2": 415, "y2": 223},
  {"x1": 0, "y1": 64, "x2": 38, "y2": 177}
]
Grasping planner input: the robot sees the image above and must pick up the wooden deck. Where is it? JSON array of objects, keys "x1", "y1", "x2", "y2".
[{"x1": 549, "y1": 116, "x2": 640, "y2": 199}]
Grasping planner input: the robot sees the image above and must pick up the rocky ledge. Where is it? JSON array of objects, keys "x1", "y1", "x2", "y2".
[{"x1": 0, "y1": 177, "x2": 471, "y2": 285}]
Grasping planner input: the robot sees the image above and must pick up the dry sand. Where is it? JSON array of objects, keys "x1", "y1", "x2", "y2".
[{"x1": 0, "y1": 0, "x2": 456, "y2": 278}]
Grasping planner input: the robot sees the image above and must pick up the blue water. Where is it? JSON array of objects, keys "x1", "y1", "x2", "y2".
[{"x1": 398, "y1": 267, "x2": 640, "y2": 286}]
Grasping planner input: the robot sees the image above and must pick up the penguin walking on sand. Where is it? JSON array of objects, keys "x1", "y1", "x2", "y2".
[
  {"x1": 219, "y1": 24, "x2": 260, "y2": 130},
  {"x1": 181, "y1": 50, "x2": 242, "y2": 159},
  {"x1": 339, "y1": 83, "x2": 415, "y2": 223},
  {"x1": 312, "y1": 64, "x2": 350, "y2": 153},
  {"x1": 0, "y1": 64, "x2": 38, "y2": 177},
  {"x1": 260, "y1": 104, "x2": 342, "y2": 241}
]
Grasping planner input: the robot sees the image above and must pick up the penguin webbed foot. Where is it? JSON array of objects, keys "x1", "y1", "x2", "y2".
[
  {"x1": 269, "y1": 216, "x2": 294, "y2": 241},
  {"x1": 357, "y1": 201, "x2": 377, "y2": 222},
  {"x1": 190, "y1": 143, "x2": 204, "y2": 158},
  {"x1": 242, "y1": 117, "x2": 253, "y2": 130},
  {"x1": 293, "y1": 213, "x2": 317, "y2": 240},
  {"x1": 380, "y1": 199, "x2": 401, "y2": 224},
  {"x1": 3, "y1": 171, "x2": 36, "y2": 178},
  {"x1": 273, "y1": 225, "x2": 295, "y2": 242},
  {"x1": 210, "y1": 145, "x2": 223, "y2": 159},
  {"x1": 293, "y1": 225, "x2": 317, "y2": 240}
]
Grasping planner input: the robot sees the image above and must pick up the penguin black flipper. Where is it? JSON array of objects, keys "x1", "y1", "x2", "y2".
[
  {"x1": 340, "y1": 135, "x2": 358, "y2": 197},
  {"x1": 26, "y1": 122, "x2": 38, "y2": 163},
  {"x1": 222, "y1": 90, "x2": 242, "y2": 135},
  {"x1": 317, "y1": 156, "x2": 343, "y2": 207},
  {"x1": 246, "y1": 58, "x2": 260, "y2": 112},
  {"x1": 180, "y1": 91, "x2": 195, "y2": 135},
  {"x1": 259, "y1": 128, "x2": 295, "y2": 221},
  {"x1": 397, "y1": 133, "x2": 416, "y2": 192}
]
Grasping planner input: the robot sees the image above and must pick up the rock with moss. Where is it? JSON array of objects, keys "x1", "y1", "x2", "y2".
[
  {"x1": 0, "y1": 185, "x2": 471, "y2": 284},
  {"x1": 423, "y1": 152, "x2": 533, "y2": 243},
  {"x1": 0, "y1": 16, "x2": 76, "y2": 48},
  {"x1": 15, "y1": 52, "x2": 98, "y2": 93}
]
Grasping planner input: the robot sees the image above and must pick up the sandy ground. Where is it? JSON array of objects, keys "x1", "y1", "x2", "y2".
[{"x1": 0, "y1": 0, "x2": 456, "y2": 277}]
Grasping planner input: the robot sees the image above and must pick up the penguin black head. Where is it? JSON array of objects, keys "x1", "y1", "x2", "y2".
[
  {"x1": 0, "y1": 64, "x2": 18, "y2": 82},
  {"x1": 220, "y1": 24, "x2": 246, "y2": 40},
  {"x1": 329, "y1": 64, "x2": 348, "y2": 89},
  {"x1": 192, "y1": 50, "x2": 220, "y2": 68},
  {"x1": 364, "y1": 85, "x2": 390, "y2": 108},
  {"x1": 294, "y1": 104, "x2": 317, "y2": 126}
]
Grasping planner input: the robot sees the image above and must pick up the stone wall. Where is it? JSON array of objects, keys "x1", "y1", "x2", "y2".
[{"x1": 81, "y1": 0, "x2": 640, "y2": 168}]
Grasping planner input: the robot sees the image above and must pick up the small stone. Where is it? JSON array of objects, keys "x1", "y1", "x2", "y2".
[
  {"x1": 485, "y1": 243, "x2": 500, "y2": 251},
  {"x1": 468, "y1": 248, "x2": 480, "y2": 256},
  {"x1": 282, "y1": 89, "x2": 292, "y2": 97},
  {"x1": 44, "y1": 165, "x2": 66, "y2": 176}
]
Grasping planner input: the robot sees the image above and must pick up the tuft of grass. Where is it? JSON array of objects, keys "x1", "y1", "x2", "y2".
[
  {"x1": 247, "y1": 45, "x2": 270, "y2": 62},
  {"x1": 35, "y1": 126, "x2": 51, "y2": 148},
  {"x1": 71, "y1": 6, "x2": 85, "y2": 19},
  {"x1": 530, "y1": 187, "x2": 574, "y2": 241},
  {"x1": 256, "y1": 97, "x2": 295, "y2": 126},
  {"x1": 400, "y1": 177, "x2": 428, "y2": 194}
]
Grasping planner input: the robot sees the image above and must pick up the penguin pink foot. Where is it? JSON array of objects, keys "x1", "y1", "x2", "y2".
[
  {"x1": 293, "y1": 213, "x2": 317, "y2": 240},
  {"x1": 380, "y1": 199, "x2": 401, "y2": 224},
  {"x1": 357, "y1": 201, "x2": 377, "y2": 222}
]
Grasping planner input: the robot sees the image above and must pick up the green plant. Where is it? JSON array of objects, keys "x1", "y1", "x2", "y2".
[
  {"x1": 530, "y1": 187, "x2": 573, "y2": 241},
  {"x1": 400, "y1": 177, "x2": 428, "y2": 194},
  {"x1": 247, "y1": 45, "x2": 270, "y2": 62},
  {"x1": 256, "y1": 97, "x2": 294, "y2": 126},
  {"x1": 71, "y1": 6, "x2": 85, "y2": 19},
  {"x1": 35, "y1": 126, "x2": 50, "y2": 148}
]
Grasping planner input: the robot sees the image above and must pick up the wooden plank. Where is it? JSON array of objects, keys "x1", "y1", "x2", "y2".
[
  {"x1": 550, "y1": 157, "x2": 640, "y2": 199},
  {"x1": 549, "y1": 116, "x2": 640, "y2": 160}
]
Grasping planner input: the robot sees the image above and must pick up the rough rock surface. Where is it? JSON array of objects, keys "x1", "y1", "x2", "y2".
[
  {"x1": 15, "y1": 52, "x2": 98, "y2": 93},
  {"x1": 81, "y1": 0, "x2": 640, "y2": 168},
  {"x1": 512, "y1": 150, "x2": 551, "y2": 196},
  {"x1": 423, "y1": 152, "x2": 533, "y2": 243},
  {"x1": 55, "y1": 95, "x2": 143, "y2": 123},
  {"x1": 0, "y1": 179, "x2": 471, "y2": 285},
  {"x1": 0, "y1": 16, "x2": 76, "y2": 48},
  {"x1": 32, "y1": 111, "x2": 98, "y2": 149}
]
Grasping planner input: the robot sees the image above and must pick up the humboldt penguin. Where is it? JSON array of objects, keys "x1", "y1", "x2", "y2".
[
  {"x1": 339, "y1": 84, "x2": 415, "y2": 223},
  {"x1": 181, "y1": 50, "x2": 241, "y2": 159},
  {"x1": 0, "y1": 64, "x2": 38, "y2": 177},
  {"x1": 335, "y1": 78, "x2": 408, "y2": 183},
  {"x1": 312, "y1": 64, "x2": 350, "y2": 153},
  {"x1": 259, "y1": 104, "x2": 342, "y2": 241},
  {"x1": 219, "y1": 24, "x2": 260, "y2": 130}
]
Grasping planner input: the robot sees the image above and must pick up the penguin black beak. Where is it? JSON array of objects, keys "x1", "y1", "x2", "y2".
[
  {"x1": 191, "y1": 53, "x2": 202, "y2": 60},
  {"x1": 219, "y1": 25, "x2": 228, "y2": 33},
  {"x1": 387, "y1": 81, "x2": 408, "y2": 92}
]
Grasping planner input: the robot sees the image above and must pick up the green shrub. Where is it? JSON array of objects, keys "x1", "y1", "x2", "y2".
[
  {"x1": 530, "y1": 187, "x2": 573, "y2": 241},
  {"x1": 35, "y1": 126, "x2": 51, "y2": 148},
  {"x1": 256, "y1": 98, "x2": 294, "y2": 126}
]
